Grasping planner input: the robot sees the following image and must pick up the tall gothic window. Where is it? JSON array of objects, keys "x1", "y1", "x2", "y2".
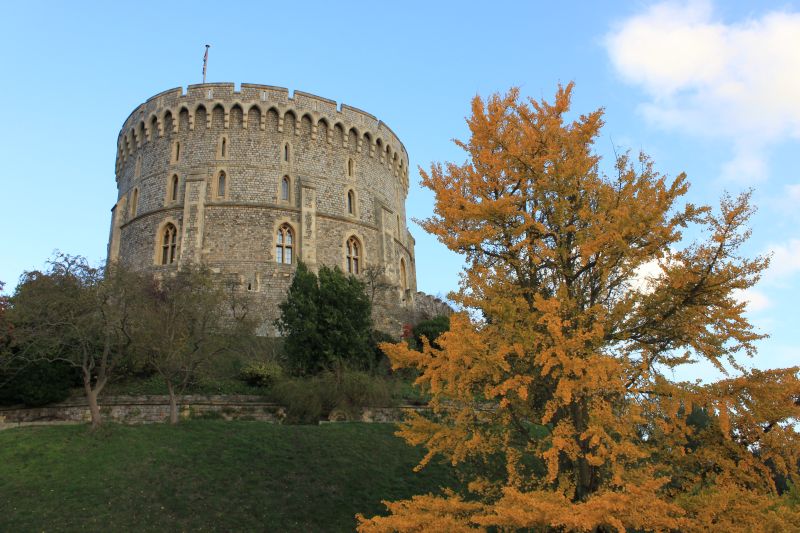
[
  {"x1": 400, "y1": 258, "x2": 407, "y2": 293},
  {"x1": 276, "y1": 224, "x2": 294, "y2": 265},
  {"x1": 346, "y1": 236, "x2": 361, "y2": 274},
  {"x1": 284, "y1": 143, "x2": 289, "y2": 162},
  {"x1": 217, "y1": 172, "x2": 226, "y2": 198},
  {"x1": 281, "y1": 176, "x2": 290, "y2": 201},
  {"x1": 160, "y1": 223, "x2": 178, "y2": 265},
  {"x1": 221, "y1": 137, "x2": 226, "y2": 158},
  {"x1": 170, "y1": 175, "x2": 179, "y2": 202},
  {"x1": 347, "y1": 158, "x2": 354, "y2": 177},
  {"x1": 347, "y1": 190, "x2": 355, "y2": 215},
  {"x1": 130, "y1": 188, "x2": 138, "y2": 217}
]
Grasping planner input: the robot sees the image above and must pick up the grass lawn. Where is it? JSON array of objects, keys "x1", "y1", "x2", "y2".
[{"x1": 0, "y1": 421, "x2": 456, "y2": 532}]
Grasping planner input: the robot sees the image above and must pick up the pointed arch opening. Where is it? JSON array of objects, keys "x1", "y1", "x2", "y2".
[
  {"x1": 346, "y1": 236, "x2": 361, "y2": 274},
  {"x1": 276, "y1": 223, "x2": 294, "y2": 265},
  {"x1": 400, "y1": 257, "x2": 408, "y2": 294},
  {"x1": 160, "y1": 223, "x2": 178, "y2": 265},
  {"x1": 169, "y1": 174, "x2": 179, "y2": 202},
  {"x1": 347, "y1": 189, "x2": 355, "y2": 215},
  {"x1": 149, "y1": 116, "x2": 159, "y2": 141},
  {"x1": 130, "y1": 188, "x2": 139, "y2": 217},
  {"x1": 195, "y1": 105, "x2": 207, "y2": 130},
  {"x1": 217, "y1": 171, "x2": 226, "y2": 198},
  {"x1": 281, "y1": 175, "x2": 291, "y2": 202}
]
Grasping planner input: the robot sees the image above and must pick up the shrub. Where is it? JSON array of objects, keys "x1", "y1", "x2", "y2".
[
  {"x1": 271, "y1": 379, "x2": 326, "y2": 424},
  {"x1": 337, "y1": 371, "x2": 392, "y2": 410},
  {"x1": 0, "y1": 359, "x2": 78, "y2": 406},
  {"x1": 271, "y1": 371, "x2": 393, "y2": 424},
  {"x1": 412, "y1": 315, "x2": 450, "y2": 350},
  {"x1": 276, "y1": 262, "x2": 373, "y2": 375},
  {"x1": 370, "y1": 329, "x2": 398, "y2": 375},
  {"x1": 239, "y1": 361, "x2": 284, "y2": 388}
]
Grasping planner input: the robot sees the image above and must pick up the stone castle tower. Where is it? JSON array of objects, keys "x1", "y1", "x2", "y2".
[{"x1": 108, "y1": 83, "x2": 420, "y2": 334}]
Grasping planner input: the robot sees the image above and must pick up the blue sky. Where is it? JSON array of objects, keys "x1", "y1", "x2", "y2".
[{"x1": 1, "y1": 1, "x2": 798, "y2": 381}]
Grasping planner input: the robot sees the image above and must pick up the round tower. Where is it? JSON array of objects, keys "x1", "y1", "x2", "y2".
[{"x1": 108, "y1": 83, "x2": 416, "y2": 334}]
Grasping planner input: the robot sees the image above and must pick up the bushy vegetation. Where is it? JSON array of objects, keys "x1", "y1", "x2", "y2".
[
  {"x1": 0, "y1": 359, "x2": 79, "y2": 406},
  {"x1": 277, "y1": 262, "x2": 375, "y2": 375},
  {"x1": 0, "y1": 255, "x2": 429, "y2": 425},
  {"x1": 271, "y1": 370, "x2": 393, "y2": 424},
  {"x1": 133, "y1": 264, "x2": 256, "y2": 423},
  {"x1": 408, "y1": 315, "x2": 450, "y2": 351},
  {"x1": 1, "y1": 256, "x2": 257, "y2": 427},
  {"x1": 238, "y1": 360, "x2": 284, "y2": 388}
]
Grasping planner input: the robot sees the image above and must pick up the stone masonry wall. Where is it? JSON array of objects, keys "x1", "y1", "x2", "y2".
[
  {"x1": 0, "y1": 395, "x2": 428, "y2": 429},
  {"x1": 109, "y1": 83, "x2": 418, "y2": 336}
]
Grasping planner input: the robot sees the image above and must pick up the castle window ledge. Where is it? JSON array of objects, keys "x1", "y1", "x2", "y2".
[{"x1": 273, "y1": 264, "x2": 294, "y2": 276}]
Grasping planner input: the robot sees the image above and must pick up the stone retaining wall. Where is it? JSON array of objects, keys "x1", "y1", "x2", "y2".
[{"x1": 0, "y1": 395, "x2": 425, "y2": 430}]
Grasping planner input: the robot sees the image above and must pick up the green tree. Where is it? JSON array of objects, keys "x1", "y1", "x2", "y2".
[
  {"x1": 410, "y1": 315, "x2": 450, "y2": 351},
  {"x1": 0, "y1": 280, "x2": 12, "y2": 386},
  {"x1": 135, "y1": 265, "x2": 255, "y2": 424},
  {"x1": 277, "y1": 262, "x2": 323, "y2": 375},
  {"x1": 277, "y1": 262, "x2": 373, "y2": 375},
  {"x1": 7, "y1": 255, "x2": 142, "y2": 429},
  {"x1": 0, "y1": 359, "x2": 78, "y2": 407}
]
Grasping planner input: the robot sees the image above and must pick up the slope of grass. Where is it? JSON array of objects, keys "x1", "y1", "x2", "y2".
[{"x1": 0, "y1": 421, "x2": 456, "y2": 532}]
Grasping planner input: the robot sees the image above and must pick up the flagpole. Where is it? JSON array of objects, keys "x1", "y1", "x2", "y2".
[{"x1": 202, "y1": 44, "x2": 210, "y2": 83}]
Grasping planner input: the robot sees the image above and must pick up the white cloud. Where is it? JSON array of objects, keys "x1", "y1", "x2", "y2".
[
  {"x1": 731, "y1": 288, "x2": 770, "y2": 313},
  {"x1": 630, "y1": 258, "x2": 667, "y2": 294},
  {"x1": 786, "y1": 184, "x2": 800, "y2": 203},
  {"x1": 765, "y1": 238, "x2": 800, "y2": 283},
  {"x1": 633, "y1": 259, "x2": 773, "y2": 312},
  {"x1": 606, "y1": 1, "x2": 800, "y2": 183},
  {"x1": 761, "y1": 183, "x2": 800, "y2": 221}
]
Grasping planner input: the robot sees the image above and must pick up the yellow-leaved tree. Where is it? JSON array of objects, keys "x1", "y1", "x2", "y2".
[{"x1": 357, "y1": 84, "x2": 800, "y2": 532}]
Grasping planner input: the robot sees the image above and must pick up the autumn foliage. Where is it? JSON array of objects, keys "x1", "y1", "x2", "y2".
[{"x1": 357, "y1": 84, "x2": 800, "y2": 532}]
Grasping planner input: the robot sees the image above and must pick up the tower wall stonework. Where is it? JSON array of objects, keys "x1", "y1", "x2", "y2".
[{"x1": 109, "y1": 83, "x2": 417, "y2": 335}]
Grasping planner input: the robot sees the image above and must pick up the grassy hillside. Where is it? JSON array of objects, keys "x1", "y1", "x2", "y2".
[{"x1": 0, "y1": 422, "x2": 456, "y2": 532}]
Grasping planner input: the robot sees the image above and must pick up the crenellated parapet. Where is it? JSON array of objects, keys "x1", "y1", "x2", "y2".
[
  {"x1": 109, "y1": 82, "x2": 418, "y2": 337},
  {"x1": 116, "y1": 83, "x2": 410, "y2": 192}
]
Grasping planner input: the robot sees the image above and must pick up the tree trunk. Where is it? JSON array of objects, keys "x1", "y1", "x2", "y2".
[
  {"x1": 83, "y1": 374, "x2": 102, "y2": 430},
  {"x1": 166, "y1": 380, "x2": 179, "y2": 425},
  {"x1": 572, "y1": 399, "x2": 593, "y2": 501}
]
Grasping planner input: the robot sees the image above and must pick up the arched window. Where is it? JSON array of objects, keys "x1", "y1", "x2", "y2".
[
  {"x1": 221, "y1": 137, "x2": 227, "y2": 158},
  {"x1": 217, "y1": 172, "x2": 226, "y2": 198},
  {"x1": 170, "y1": 175, "x2": 179, "y2": 202},
  {"x1": 130, "y1": 188, "x2": 138, "y2": 217},
  {"x1": 276, "y1": 224, "x2": 294, "y2": 265},
  {"x1": 160, "y1": 223, "x2": 178, "y2": 265},
  {"x1": 400, "y1": 258, "x2": 407, "y2": 293},
  {"x1": 347, "y1": 190, "x2": 355, "y2": 215},
  {"x1": 175, "y1": 141, "x2": 180, "y2": 162},
  {"x1": 281, "y1": 176, "x2": 290, "y2": 201},
  {"x1": 346, "y1": 236, "x2": 361, "y2": 274},
  {"x1": 284, "y1": 143, "x2": 289, "y2": 162},
  {"x1": 347, "y1": 158, "x2": 354, "y2": 177}
]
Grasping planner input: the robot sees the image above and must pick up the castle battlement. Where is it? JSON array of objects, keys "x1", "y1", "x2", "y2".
[
  {"x1": 118, "y1": 83, "x2": 408, "y2": 193},
  {"x1": 109, "y1": 83, "x2": 418, "y2": 336}
]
